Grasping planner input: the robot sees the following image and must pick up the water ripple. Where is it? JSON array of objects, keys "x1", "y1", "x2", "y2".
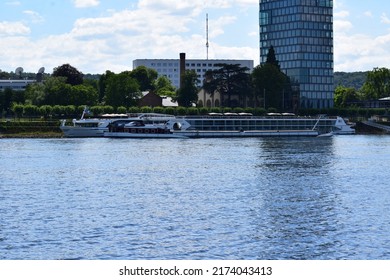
[{"x1": 1, "y1": 137, "x2": 390, "y2": 259}]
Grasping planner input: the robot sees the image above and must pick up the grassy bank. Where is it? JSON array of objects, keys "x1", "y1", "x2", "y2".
[{"x1": 0, "y1": 120, "x2": 63, "y2": 138}]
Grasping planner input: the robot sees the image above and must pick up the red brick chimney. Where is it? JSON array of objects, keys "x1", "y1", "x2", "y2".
[{"x1": 179, "y1": 52, "x2": 186, "y2": 89}]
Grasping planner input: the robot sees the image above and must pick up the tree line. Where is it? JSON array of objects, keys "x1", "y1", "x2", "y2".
[
  {"x1": 1, "y1": 63, "x2": 177, "y2": 117},
  {"x1": 3, "y1": 49, "x2": 390, "y2": 119},
  {"x1": 334, "y1": 68, "x2": 390, "y2": 107},
  {"x1": 2, "y1": 48, "x2": 294, "y2": 118}
]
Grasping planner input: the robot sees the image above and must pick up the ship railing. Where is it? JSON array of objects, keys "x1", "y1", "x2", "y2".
[{"x1": 177, "y1": 114, "x2": 333, "y2": 120}]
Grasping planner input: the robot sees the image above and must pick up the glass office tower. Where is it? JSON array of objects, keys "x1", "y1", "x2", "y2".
[{"x1": 260, "y1": 0, "x2": 334, "y2": 108}]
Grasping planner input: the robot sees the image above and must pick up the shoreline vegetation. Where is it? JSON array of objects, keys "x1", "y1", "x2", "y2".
[
  {"x1": 1, "y1": 105, "x2": 389, "y2": 138},
  {"x1": 0, "y1": 119, "x2": 62, "y2": 138}
]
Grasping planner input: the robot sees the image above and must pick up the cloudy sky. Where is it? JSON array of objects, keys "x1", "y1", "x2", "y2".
[{"x1": 1, "y1": 0, "x2": 390, "y2": 74}]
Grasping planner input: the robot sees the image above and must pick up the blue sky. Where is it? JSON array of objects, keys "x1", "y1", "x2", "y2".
[{"x1": 1, "y1": 0, "x2": 390, "y2": 74}]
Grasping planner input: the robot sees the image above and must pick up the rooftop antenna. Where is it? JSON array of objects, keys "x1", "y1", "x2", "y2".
[
  {"x1": 206, "y1": 13, "x2": 209, "y2": 60},
  {"x1": 15, "y1": 67, "x2": 23, "y2": 79},
  {"x1": 36, "y1": 67, "x2": 45, "y2": 82}
]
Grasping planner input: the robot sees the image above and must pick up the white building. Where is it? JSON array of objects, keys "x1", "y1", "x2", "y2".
[
  {"x1": 133, "y1": 57, "x2": 254, "y2": 89},
  {"x1": 0, "y1": 80, "x2": 36, "y2": 91}
]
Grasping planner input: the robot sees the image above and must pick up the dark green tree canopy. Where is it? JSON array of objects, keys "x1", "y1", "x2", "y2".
[
  {"x1": 130, "y1": 66, "x2": 158, "y2": 91},
  {"x1": 176, "y1": 70, "x2": 199, "y2": 107},
  {"x1": 266, "y1": 46, "x2": 280, "y2": 69},
  {"x1": 104, "y1": 71, "x2": 140, "y2": 108},
  {"x1": 250, "y1": 46, "x2": 293, "y2": 110},
  {"x1": 98, "y1": 70, "x2": 115, "y2": 102},
  {"x1": 252, "y1": 63, "x2": 291, "y2": 110},
  {"x1": 361, "y1": 67, "x2": 390, "y2": 100},
  {"x1": 334, "y1": 86, "x2": 360, "y2": 107},
  {"x1": 24, "y1": 76, "x2": 98, "y2": 106},
  {"x1": 52, "y1": 64, "x2": 84, "y2": 86},
  {"x1": 203, "y1": 63, "x2": 251, "y2": 107},
  {"x1": 154, "y1": 76, "x2": 176, "y2": 97},
  {"x1": 0, "y1": 87, "x2": 14, "y2": 113}
]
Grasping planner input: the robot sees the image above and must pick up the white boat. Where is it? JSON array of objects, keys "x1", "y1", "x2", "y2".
[
  {"x1": 60, "y1": 118, "x2": 113, "y2": 137},
  {"x1": 60, "y1": 109, "x2": 176, "y2": 137},
  {"x1": 332, "y1": 117, "x2": 356, "y2": 135},
  {"x1": 174, "y1": 129, "x2": 319, "y2": 138},
  {"x1": 104, "y1": 120, "x2": 188, "y2": 139},
  {"x1": 162, "y1": 114, "x2": 355, "y2": 137},
  {"x1": 62, "y1": 109, "x2": 355, "y2": 138}
]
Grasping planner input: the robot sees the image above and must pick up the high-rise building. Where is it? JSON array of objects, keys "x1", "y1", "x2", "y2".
[{"x1": 260, "y1": 0, "x2": 334, "y2": 108}]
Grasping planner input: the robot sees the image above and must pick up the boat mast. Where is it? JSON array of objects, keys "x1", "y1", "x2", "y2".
[
  {"x1": 206, "y1": 13, "x2": 209, "y2": 60},
  {"x1": 312, "y1": 115, "x2": 323, "y2": 131}
]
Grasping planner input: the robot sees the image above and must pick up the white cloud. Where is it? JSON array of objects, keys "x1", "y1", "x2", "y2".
[
  {"x1": 334, "y1": 10, "x2": 349, "y2": 18},
  {"x1": 381, "y1": 13, "x2": 390, "y2": 24},
  {"x1": 72, "y1": 0, "x2": 100, "y2": 8},
  {"x1": 334, "y1": 28, "x2": 390, "y2": 72},
  {"x1": 235, "y1": 0, "x2": 257, "y2": 5},
  {"x1": 333, "y1": 2, "x2": 390, "y2": 71},
  {"x1": 0, "y1": 0, "x2": 259, "y2": 73},
  {"x1": 334, "y1": 19, "x2": 353, "y2": 32},
  {"x1": 0, "y1": 21, "x2": 30, "y2": 36},
  {"x1": 209, "y1": 16, "x2": 237, "y2": 38},
  {"x1": 5, "y1": 1, "x2": 21, "y2": 6},
  {"x1": 363, "y1": 11, "x2": 372, "y2": 18}
]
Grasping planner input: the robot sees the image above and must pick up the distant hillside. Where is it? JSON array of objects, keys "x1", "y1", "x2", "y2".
[{"x1": 334, "y1": 71, "x2": 368, "y2": 90}]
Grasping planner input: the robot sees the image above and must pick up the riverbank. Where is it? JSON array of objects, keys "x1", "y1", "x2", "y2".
[
  {"x1": 0, "y1": 120, "x2": 62, "y2": 138},
  {"x1": 0, "y1": 132, "x2": 63, "y2": 138}
]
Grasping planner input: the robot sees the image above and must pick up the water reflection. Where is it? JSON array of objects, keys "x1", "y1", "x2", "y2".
[{"x1": 251, "y1": 138, "x2": 342, "y2": 259}]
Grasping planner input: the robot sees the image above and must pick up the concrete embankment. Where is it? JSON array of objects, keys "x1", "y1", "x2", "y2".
[{"x1": 356, "y1": 121, "x2": 390, "y2": 134}]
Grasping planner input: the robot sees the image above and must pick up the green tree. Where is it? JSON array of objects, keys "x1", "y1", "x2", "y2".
[
  {"x1": 52, "y1": 63, "x2": 83, "y2": 86},
  {"x1": 0, "y1": 88, "x2": 14, "y2": 114},
  {"x1": 24, "y1": 104, "x2": 39, "y2": 118},
  {"x1": 252, "y1": 63, "x2": 291, "y2": 110},
  {"x1": 0, "y1": 71, "x2": 11, "y2": 79},
  {"x1": 98, "y1": 70, "x2": 115, "y2": 103},
  {"x1": 25, "y1": 82, "x2": 46, "y2": 105},
  {"x1": 12, "y1": 104, "x2": 24, "y2": 119},
  {"x1": 52, "y1": 105, "x2": 65, "y2": 117},
  {"x1": 266, "y1": 45, "x2": 280, "y2": 70},
  {"x1": 155, "y1": 76, "x2": 176, "y2": 97},
  {"x1": 176, "y1": 70, "x2": 199, "y2": 107},
  {"x1": 130, "y1": 66, "x2": 158, "y2": 91},
  {"x1": 117, "y1": 106, "x2": 127, "y2": 114},
  {"x1": 39, "y1": 105, "x2": 53, "y2": 118},
  {"x1": 361, "y1": 67, "x2": 390, "y2": 99},
  {"x1": 11, "y1": 90, "x2": 25, "y2": 104},
  {"x1": 70, "y1": 84, "x2": 99, "y2": 106},
  {"x1": 44, "y1": 77, "x2": 72, "y2": 105},
  {"x1": 203, "y1": 64, "x2": 251, "y2": 107},
  {"x1": 334, "y1": 86, "x2": 360, "y2": 107},
  {"x1": 104, "y1": 71, "x2": 140, "y2": 107},
  {"x1": 64, "y1": 105, "x2": 76, "y2": 117}
]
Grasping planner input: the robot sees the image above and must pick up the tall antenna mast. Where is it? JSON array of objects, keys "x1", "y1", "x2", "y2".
[{"x1": 206, "y1": 13, "x2": 209, "y2": 60}]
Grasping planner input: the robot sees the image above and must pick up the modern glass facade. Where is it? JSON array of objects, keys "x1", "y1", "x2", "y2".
[{"x1": 260, "y1": 0, "x2": 334, "y2": 108}]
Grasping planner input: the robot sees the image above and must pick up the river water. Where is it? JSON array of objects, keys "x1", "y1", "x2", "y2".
[{"x1": 1, "y1": 135, "x2": 390, "y2": 260}]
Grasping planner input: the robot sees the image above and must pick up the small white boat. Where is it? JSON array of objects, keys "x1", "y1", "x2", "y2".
[
  {"x1": 60, "y1": 108, "x2": 175, "y2": 137},
  {"x1": 60, "y1": 118, "x2": 112, "y2": 137},
  {"x1": 104, "y1": 120, "x2": 188, "y2": 139}
]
